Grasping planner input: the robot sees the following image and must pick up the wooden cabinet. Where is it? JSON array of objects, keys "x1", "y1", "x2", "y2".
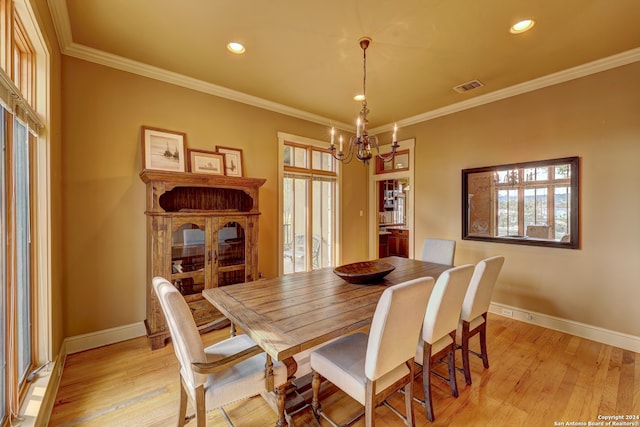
[
  {"x1": 388, "y1": 228, "x2": 409, "y2": 258},
  {"x1": 140, "y1": 170, "x2": 265, "y2": 349},
  {"x1": 378, "y1": 233, "x2": 390, "y2": 258}
]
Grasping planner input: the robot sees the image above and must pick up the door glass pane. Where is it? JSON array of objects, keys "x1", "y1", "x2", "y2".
[
  {"x1": 283, "y1": 145, "x2": 292, "y2": 166},
  {"x1": 293, "y1": 146, "x2": 307, "y2": 168},
  {"x1": 311, "y1": 150, "x2": 335, "y2": 172},
  {"x1": 171, "y1": 222, "x2": 205, "y2": 296},
  {"x1": 218, "y1": 222, "x2": 245, "y2": 266},
  {"x1": 217, "y1": 221, "x2": 246, "y2": 286},
  {"x1": 394, "y1": 153, "x2": 409, "y2": 169},
  {"x1": 15, "y1": 119, "x2": 31, "y2": 381},
  {"x1": 283, "y1": 175, "x2": 308, "y2": 274},
  {"x1": 312, "y1": 178, "x2": 335, "y2": 269}
]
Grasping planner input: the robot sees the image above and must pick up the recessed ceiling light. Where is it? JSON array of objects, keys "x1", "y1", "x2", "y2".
[
  {"x1": 227, "y1": 42, "x2": 245, "y2": 54},
  {"x1": 353, "y1": 94, "x2": 365, "y2": 101},
  {"x1": 510, "y1": 19, "x2": 535, "y2": 34}
]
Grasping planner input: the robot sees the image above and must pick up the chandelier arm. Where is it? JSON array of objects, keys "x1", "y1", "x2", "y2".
[
  {"x1": 376, "y1": 149, "x2": 398, "y2": 162},
  {"x1": 330, "y1": 136, "x2": 358, "y2": 164},
  {"x1": 369, "y1": 135, "x2": 399, "y2": 162}
]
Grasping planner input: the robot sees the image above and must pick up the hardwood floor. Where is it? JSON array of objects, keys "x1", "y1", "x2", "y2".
[{"x1": 49, "y1": 314, "x2": 640, "y2": 426}]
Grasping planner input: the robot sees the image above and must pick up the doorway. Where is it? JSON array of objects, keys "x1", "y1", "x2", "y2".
[{"x1": 368, "y1": 138, "x2": 415, "y2": 260}]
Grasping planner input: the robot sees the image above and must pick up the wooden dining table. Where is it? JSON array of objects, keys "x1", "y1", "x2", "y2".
[{"x1": 202, "y1": 256, "x2": 452, "y2": 426}]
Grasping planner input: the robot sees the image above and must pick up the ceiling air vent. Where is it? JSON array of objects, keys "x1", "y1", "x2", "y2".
[{"x1": 453, "y1": 79, "x2": 484, "y2": 93}]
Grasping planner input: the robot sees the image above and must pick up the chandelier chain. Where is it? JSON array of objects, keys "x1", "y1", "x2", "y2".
[{"x1": 328, "y1": 37, "x2": 399, "y2": 166}]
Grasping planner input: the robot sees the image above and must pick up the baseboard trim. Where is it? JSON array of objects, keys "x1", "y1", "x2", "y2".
[
  {"x1": 489, "y1": 302, "x2": 640, "y2": 353},
  {"x1": 58, "y1": 309, "x2": 640, "y2": 357},
  {"x1": 63, "y1": 322, "x2": 147, "y2": 355}
]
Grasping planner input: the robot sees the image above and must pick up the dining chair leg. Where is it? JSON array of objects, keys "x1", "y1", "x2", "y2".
[
  {"x1": 479, "y1": 314, "x2": 489, "y2": 368},
  {"x1": 447, "y1": 341, "x2": 459, "y2": 398},
  {"x1": 404, "y1": 362, "x2": 415, "y2": 427},
  {"x1": 311, "y1": 371, "x2": 322, "y2": 421},
  {"x1": 461, "y1": 321, "x2": 473, "y2": 385},
  {"x1": 365, "y1": 380, "x2": 375, "y2": 427},
  {"x1": 178, "y1": 378, "x2": 187, "y2": 427},
  {"x1": 195, "y1": 385, "x2": 206, "y2": 427},
  {"x1": 422, "y1": 342, "x2": 435, "y2": 422}
]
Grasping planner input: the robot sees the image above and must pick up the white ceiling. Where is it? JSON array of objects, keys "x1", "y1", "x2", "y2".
[{"x1": 49, "y1": 0, "x2": 640, "y2": 132}]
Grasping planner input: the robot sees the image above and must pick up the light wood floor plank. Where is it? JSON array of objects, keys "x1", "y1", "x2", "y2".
[{"x1": 49, "y1": 314, "x2": 639, "y2": 426}]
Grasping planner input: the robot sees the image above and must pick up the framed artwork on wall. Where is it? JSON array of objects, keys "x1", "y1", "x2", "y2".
[
  {"x1": 216, "y1": 146, "x2": 244, "y2": 177},
  {"x1": 188, "y1": 149, "x2": 225, "y2": 175},
  {"x1": 141, "y1": 126, "x2": 186, "y2": 172}
]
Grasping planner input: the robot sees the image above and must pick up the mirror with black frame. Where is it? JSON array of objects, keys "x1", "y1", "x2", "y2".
[{"x1": 462, "y1": 157, "x2": 579, "y2": 249}]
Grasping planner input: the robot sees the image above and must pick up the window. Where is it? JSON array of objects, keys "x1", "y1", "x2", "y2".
[
  {"x1": 279, "y1": 134, "x2": 338, "y2": 274},
  {"x1": 14, "y1": 118, "x2": 32, "y2": 383},
  {"x1": 494, "y1": 165, "x2": 571, "y2": 239},
  {"x1": 13, "y1": 15, "x2": 34, "y2": 105},
  {"x1": 375, "y1": 149, "x2": 409, "y2": 174},
  {"x1": 0, "y1": 0, "x2": 49, "y2": 423}
]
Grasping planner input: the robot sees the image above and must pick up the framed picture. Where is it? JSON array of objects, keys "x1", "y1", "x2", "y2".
[
  {"x1": 141, "y1": 126, "x2": 186, "y2": 172},
  {"x1": 216, "y1": 146, "x2": 244, "y2": 177},
  {"x1": 188, "y1": 149, "x2": 225, "y2": 175}
]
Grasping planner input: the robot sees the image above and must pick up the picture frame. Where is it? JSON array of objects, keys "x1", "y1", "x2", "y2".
[
  {"x1": 216, "y1": 146, "x2": 244, "y2": 177},
  {"x1": 141, "y1": 126, "x2": 186, "y2": 172},
  {"x1": 188, "y1": 149, "x2": 225, "y2": 175}
]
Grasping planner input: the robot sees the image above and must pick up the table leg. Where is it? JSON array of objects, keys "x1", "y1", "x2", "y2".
[
  {"x1": 262, "y1": 357, "x2": 298, "y2": 426},
  {"x1": 275, "y1": 384, "x2": 288, "y2": 427}
]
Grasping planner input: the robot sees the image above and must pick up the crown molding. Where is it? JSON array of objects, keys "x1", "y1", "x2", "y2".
[
  {"x1": 47, "y1": 0, "x2": 72, "y2": 51},
  {"x1": 64, "y1": 41, "x2": 355, "y2": 131},
  {"x1": 48, "y1": 0, "x2": 639, "y2": 134},
  {"x1": 370, "y1": 47, "x2": 640, "y2": 134}
]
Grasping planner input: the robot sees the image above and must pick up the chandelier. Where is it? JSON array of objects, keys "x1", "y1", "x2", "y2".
[{"x1": 329, "y1": 37, "x2": 399, "y2": 165}]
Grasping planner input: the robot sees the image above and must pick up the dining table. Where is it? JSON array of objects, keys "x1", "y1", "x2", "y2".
[{"x1": 202, "y1": 256, "x2": 452, "y2": 426}]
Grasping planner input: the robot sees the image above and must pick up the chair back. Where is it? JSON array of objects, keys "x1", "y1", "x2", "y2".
[
  {"x1": 152, "y1": 277, "x2": 208, "y2": 390},
  {"x1": 421, "y1": 265, "x2": 474, "y2": 344},
  {"x1": 365, "y1": 277, "x2": 434, "y2": 381},
  {"x1": 460, "y1": 256, "x2": 505, "y2": 323},
  {"x1": 526, "y1": 225, "x2": 551, "y2": 239},
  {"x1": 421, "y1": 238, "x2": 456, "y2": 265}
]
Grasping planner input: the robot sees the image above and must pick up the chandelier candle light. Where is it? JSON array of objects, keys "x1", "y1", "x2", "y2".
[{"x1": 329, "y1": 37, "x2": 399, "y2": 165}]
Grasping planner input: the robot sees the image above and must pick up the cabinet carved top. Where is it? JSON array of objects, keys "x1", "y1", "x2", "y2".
[{"x1": 140, "y1": 170, "x2": 265, "y2": 213}]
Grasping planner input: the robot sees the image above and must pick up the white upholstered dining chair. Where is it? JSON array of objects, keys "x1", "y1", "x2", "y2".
[
  {"x1": 457, "y1": 255, "x2": 505, "y2": 385},
  {"x1": 414, "y1": 264, "x2": 474, "y2": 422},
  {"x1": 421, "y1": 238, "x2": 456, "y2": 265},
  {"x1": 310, "y1": 277, "x2": 434, "y2": 427},
  {"x1": 152, "y1": 277, "x2": 287, "y2": 427}
]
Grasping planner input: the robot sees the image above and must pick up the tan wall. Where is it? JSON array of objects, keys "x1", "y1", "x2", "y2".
[
  {"x1": 61, "y1": 57, "x2": 368, "y2": 337},
  {"x1": 406, "y1": 62, "x2": 640, "y2": 337},
  {"x1": 62, "y1": 50, "x2": 639, "y2": 340}
]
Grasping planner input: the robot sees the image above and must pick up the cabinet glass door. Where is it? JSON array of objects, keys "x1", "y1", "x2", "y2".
[
  {"x1": 216, "y1": 220, "x2": 246, "y2": 286},
  {"x1": 171, "y1": 221, "x2": 207, "y2": 296}
]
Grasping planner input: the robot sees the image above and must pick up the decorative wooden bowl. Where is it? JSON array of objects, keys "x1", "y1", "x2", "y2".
[{"x1": 333, "y1": 261, "x2": 396, "y2": 284}]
